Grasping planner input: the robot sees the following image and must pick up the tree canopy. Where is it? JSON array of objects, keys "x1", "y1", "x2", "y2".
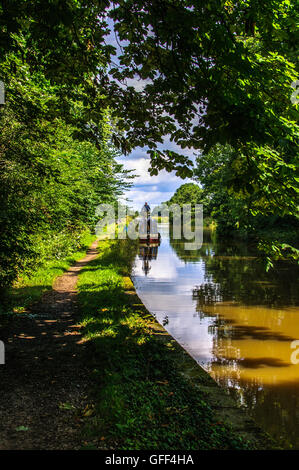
[
  {"x1": 0, "y1": 25, "x2": 132, "y2": 288},
  {"x1": 166, "y1": 183, "x2": 205, "y2": 206},
  {"x1": 194, "y1": 144, "x2": 299, "y2": 263},
  {"x1": 1, "y1": 2, "x2": 298, "y2": 163},
  {"x1": 0, "y1": 0, "x2": 298, "y2": 282}
]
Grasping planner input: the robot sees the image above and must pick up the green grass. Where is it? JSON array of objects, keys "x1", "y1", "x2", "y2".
[
  {"x1": 77, "y1": 238, "x2": 253, "y2": 450},
  {"x1": 1, "y1": 229, "x2": 95, "y2": 315}
]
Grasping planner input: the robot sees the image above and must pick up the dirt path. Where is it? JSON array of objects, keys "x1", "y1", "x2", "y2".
[{"x1": 0, "y1": 240, "x2": 99, "y2": 450}]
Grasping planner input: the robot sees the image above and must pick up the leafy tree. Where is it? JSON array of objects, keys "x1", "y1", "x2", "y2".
[
  {"x1": 194, "y1": 145, "x2": 253, "y2": 234},
  {"x1": 0, "y1": 0, "x2": 298, "y2": 269},
  {"x1": 166, "y1": 183, "x2": 205, "y2": 207},
  {"x1": 0, "y1": 46, "x2": 132, "y2": 288},
  {"x1": 2, "y1": 2, "x2": 298, "y2": 174},
  {"x1": 106, "y1": 1, "x2": 299, "y2": 260},
  {"x1": 194, "y1": 144, "x2": 299, "y2": 261}
]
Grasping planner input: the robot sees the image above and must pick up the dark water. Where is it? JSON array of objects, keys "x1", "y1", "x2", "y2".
[{"x1": 132, "y1": 224, "x2": 299, "y2": 448}]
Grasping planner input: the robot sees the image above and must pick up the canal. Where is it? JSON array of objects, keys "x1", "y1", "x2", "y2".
[{"x1": 132, "y1": 224, "x2": 299, "y2": 449}]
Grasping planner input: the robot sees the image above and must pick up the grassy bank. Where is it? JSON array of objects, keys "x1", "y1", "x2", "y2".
[
  {"x1": 1, "y1": 229, "x2": 95, "y2": 316},
  {"x1": 77, "y1": 238, "x2": 258, "y2": 450}
]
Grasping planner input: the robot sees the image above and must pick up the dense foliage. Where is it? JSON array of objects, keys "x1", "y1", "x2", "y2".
[
  {"x1": 194, "y1": 144, "x2": 299, "y2": 262},
  {"x1": 0, "y1": 39, "x2": 131, "y2": 289},
  {"x1": 164, "y1": 182, "x2": 212, "y2": 222},
  {"x1": 166, "y1": 183, "x2": 205, "y2": 206},
  {"x1": 1, "y1": 0, "x2": 298, "y2": 286},
  {"x1": 107, "y1": 0, "x2": 299, "y2": 259}
]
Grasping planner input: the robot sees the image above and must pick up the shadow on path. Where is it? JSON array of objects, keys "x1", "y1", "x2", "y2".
[{"x1": 0, "y1": 240, "x2": 99, "y2": 450}]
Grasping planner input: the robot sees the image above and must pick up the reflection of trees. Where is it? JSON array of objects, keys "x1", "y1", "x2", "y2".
[
  {"x1": 170, "y1": 227, "x2": 299, "y2": 448},
  {"x1": 215, "y1": 376, "x2": 299, "y2": 449},
  {"x1": 169, "y1": 227, "x2": 217, "y2": 262},
  {"x1": 207, "y1": 346, "x2": 299, "y2": 448},
  {"x1": 169, "y1": 228, "x2": 299, "y2": 307},
  {"x1": 192, "y1": 257, "x2": 299, "y2": 307},
  {"x1": 192, "y1": 282, "x2": 222, "y2": 305}
]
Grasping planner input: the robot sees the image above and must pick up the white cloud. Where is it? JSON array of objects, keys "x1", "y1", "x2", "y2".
[
  {"x1": 116, "y1": 126, "x2": 199, "y2": 210},
  {"x1": 117, "y1": 155, "x2": 195, "y2": 210},
  {"x1": 119, "y1": 156, "x2": 184, "y2": 186},
  {"x1": 106, "y1": 15, "x2": 201, "y2": 211},
  {"x1": 120, "y1": 189, "x2": 174, "y2": 210}
]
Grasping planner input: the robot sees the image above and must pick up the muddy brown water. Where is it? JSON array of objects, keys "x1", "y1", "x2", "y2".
[{"x1": 132, "y1": 224, "x2": 299, "y2": 449}]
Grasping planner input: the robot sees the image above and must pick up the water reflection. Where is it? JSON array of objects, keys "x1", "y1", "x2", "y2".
[
  {"x1": 132, "y1": 224, "x2": 299, "y2": 448},
  {"x1": 138, "y1": 241, "x2": 161, "y2": 275}
]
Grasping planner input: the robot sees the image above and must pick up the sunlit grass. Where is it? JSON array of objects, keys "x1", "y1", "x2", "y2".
[
  {"x1": 2, "y1": 230, "x2": 96, "y2": 315},
  {"x1": 77, "y1": 238, "x2": 254, "y2": 450}
]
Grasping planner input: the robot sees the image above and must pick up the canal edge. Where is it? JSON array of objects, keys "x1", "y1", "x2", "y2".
[{"x1": 125, "y1": 275, "x2": 279, "y2": 450}]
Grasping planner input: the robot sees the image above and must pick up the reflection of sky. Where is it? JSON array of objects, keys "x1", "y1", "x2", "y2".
[
  {"x1": 132, "y1": 226, "x2": 215, "y2": 363},
  {"x1": 132, "y1": 224, "x2": 299, "y2": 375},
  {"x1": 132, "y1": 236, "x2": 299, "y2": 448}
]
